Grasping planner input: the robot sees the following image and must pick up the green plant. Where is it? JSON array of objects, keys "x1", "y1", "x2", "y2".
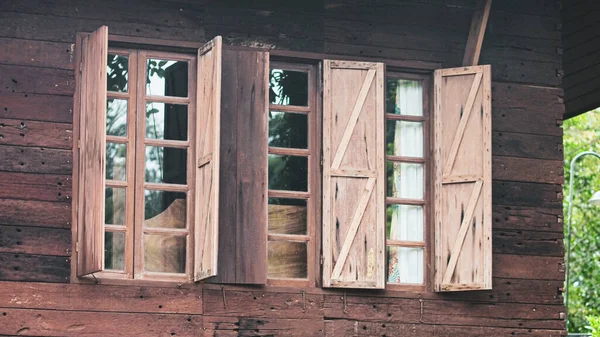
[{"x1": 588, "y1": 316, "x2": 600, "y2": 337}]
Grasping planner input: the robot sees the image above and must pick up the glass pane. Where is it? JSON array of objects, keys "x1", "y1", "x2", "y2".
[
  {"x1": 106, "y1": 99, "x2": 127, "y2": 137},
  {"x1": 146, "y1": 102, "x2": 188, "y2": 140},
  {"x1": 106, "y1": 142, "x2": 126, "y2": 181},
  {"x1": 386, "y1": 204, "x2": 424, "y2": 241},
  {"x1": 386, "y1": 79, "x2": 423, "y2": 116},
  {"x1": 386, "y1": 121, "x2": 423, "y2": 158},
  {"x1": 146, "y1": 59, "x2": 188, "y2": 97},
  {"x1": 107, "y1": 54, "x2": 128, "y2": 92},
  {"x1": 268, "y1": 111, "x2": 308, "y2": 149},
  {"x1": 145, "y1": 146, "x2": 187, "y2": 184},
  {"x1": 144, "y1": 190, "x2": 187, "y2": 228},
  {"x1": 105, "y1": 187, "x2": 126, "y2": 226},
  {"x1": 268, "y1": 198, "x2": 307, "y2": 235},
  {"x1": 268, "y1": 241, "x2": 307, "y2": 278},
  {"x1": 387, "y1": 246, "x2": 423, "y2": 284},
  {"x1": 268, "y1": 155, "x2": 308, "y2": 191},
  {"x1": 104, "y1": 231, "x2": 125, "y2": 271},
  {"x1": 144, "y1": 234, "x2": 186, "y2": 273},
  {"x1": 386, "y1": 162, "x2": 424, "y2": 199},
  {"x1": 269, "y1": 69, "x2": 308, "y2": 106}
]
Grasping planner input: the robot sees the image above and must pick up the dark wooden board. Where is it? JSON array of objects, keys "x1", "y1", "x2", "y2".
[
  {"x1": 0, "y1": 172, "x2": 71, "y2": 202},
  {"x1": 0, "y1": 225, "x2": 70, "y2": 256},
  {"x1": 0, "y1": 37, "x2": 74, "y2": 70},
  {"x1": 0, "y1": 146, "x2": 72, "y2": 174},
  {"x1": 0, "y1": 92, "x2": 74, "y2": 124},
  {"x1": 0, "y1": 199, "x2": 70, "y2": 228},
  {"x1": 204, "y1": 316, "x2": 325, "y2": 337},
  {"x1": 492, "y1": 156, "x2": 564, "y2": 185},
  {"x1": 493, "y1": 205, "x2": 563, "y2": 233},
  {"x1": 492, "y1": 132, "x2": 563, "y2": 161},
  {"x1": 0, "y1": 253, "x2": 70, "y2": 283},
  {"x1": 0, "y1": 118, "x2": 72, "y2": 149},
  {"x1": 0, "y1": 65, "x2": 74, "y2": 96},
  {"x1": 493, "y1": 229, "x2": 563, "y2": 257},
  {"x1": 493, "y1": 181, "x2": 562, "y2": 208},
  {"x1": 493, "y1": 254, "x2": 564, "y2": 281}
]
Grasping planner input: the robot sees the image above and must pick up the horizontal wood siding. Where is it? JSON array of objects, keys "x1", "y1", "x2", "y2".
[
  {"x1": 562, "y1": 0, "x2": 600, "y2": 118},
  {"x1": 0, "y1": 0, "x2": 566, "y2": 335}
]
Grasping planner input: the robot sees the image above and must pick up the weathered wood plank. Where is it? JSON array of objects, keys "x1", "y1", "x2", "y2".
[
  {"x1": 0, "y1": 118, "x2": 72, "y2": 149},
  {"x1": 482, "y1": 33, "x2": 561, "y2": 63},
  {"x1": 0, "y1": 199, "x2": 70, "y2": 228},
  {"x1": 0, "y1": 308, "x2": 201, "y2": 337},
  {"x1": 563, "y1": 63, "x2": 600, "y2": 90},
  {"x1": 0, "y1": 253, "x2": 70, "y2": 283},
  {"x1": 0, "y1": 281, "x2": 202, "y2": 314},
  {"x1": 483, "y1": 57, "x2": 562, "y2": 87},
  {"x1": 0, "y1": 65, "x2": 74, "y2": 96},
  {"x1": 493, "y1": 205, "x2": 563, "y2": 232},
  {"x1": 0, "y1": 37, "x2": 74, "y2": 70},
  {"x1": 492, "y1": 157, "x2": 564, "y2": 184},
  {"x1": 204, "y1": 316, "x2": 325, "y2": 337},
  {"x1": 0, "y1": 146, "x2": 71, "y2": 174},
  {"x1": 493, "y1": 181, "x2": 562, "y2": 208},
  {"x1": 493, "y1": 229, "x2": 563, "y2": 257},
  {"x1": 494, "y1": 254, "x2": 564, "y2": 281},
  {"x1": 203, "y1": 288, "x2": 324, "y2": 318},
  {"x1": 492, "y1": 132, "x2": 563, "y2": 161},
  {"x1": 0, "y1": 92, "x2": 73, "y2": 124},
  {"x1": 0, "y1": 172, "x2": 71, "y2": 202},
  {"x1": 0, "y1": 225, "x2": 70, "y2": 256},
  {"x1": 325, "y1": 319, "x2": 566, "y2": 336}
]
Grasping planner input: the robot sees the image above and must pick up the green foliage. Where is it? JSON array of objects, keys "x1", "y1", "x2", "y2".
[
  {"x1": 589, "y1": 316, "x2": 600, "y2": 337},
  {"x1": 563, "y1": 108, "x2": 600, "y2": 333}
]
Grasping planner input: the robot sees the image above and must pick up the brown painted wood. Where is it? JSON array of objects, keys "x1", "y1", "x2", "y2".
[
  {"x1": 0, "y1": 172, "x2": 71, "y2": 202},
  {"x1": 0, "y1": 65, "x2": 75, "y2": 96},
  {"x1": 0, "y1": 281, "x2": 202, "y2": 314},
  {"x1": 493, "y1": 205, "x2": 563, "y2": 233},
  {"x1": 0, "y1": 92, "x2": 74, "y2": 124},
  {"x1": 0, "y1": 37, "x2": 74, "y2": 70},
  {"x1": 493, "y1": 254, "x2": 564, "y2": 281},
  {"x1": 0, "y1": 199, "x2": 70, "y2": 228},
  {"x1": 0, "y1": 225, "x2": 70, "y2": 256},
  {"x1": 210, "y1": 47, "x2": 268, "y2": 284},
  {"x1": 492, "y1": 156, "x2": 564, "y2": 185},
  {"x1": 0, "y1": 308, "x2": 202, "y2": 337},
  {"x1": 493, "y1": 131, "x2": 563, "y2": 161},
  {"x1": 0, "y1": 118, "x2": 72, "y2": 149},
  {"x1": 0, "y1": 253, "x2": 70, "y2": 283},
  {"x1": 493, "y1": 229, "x2": 563, "y2": 257},
  {"x1": 0, "y1": 146, "x2": 71, "y2": 174},
  {"x1": 493, "y1": 181, "x2": 562, "y2": 208}
]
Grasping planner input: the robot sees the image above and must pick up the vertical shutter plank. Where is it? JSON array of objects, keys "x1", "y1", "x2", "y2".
[
  {"x1": 323, "y1": 60, "x2": 385, "y2": 289},
  {"x1": 76, "y1": 25, "x2": 108, "y2": 277},
  {"x1": 434, "y1": 65, "x2": 492, "y2": 292},
  {"x1": 194, "y1": 36, "x2": 222, "y2": 281}
]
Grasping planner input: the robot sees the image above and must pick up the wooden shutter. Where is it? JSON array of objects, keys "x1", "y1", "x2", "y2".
[
  {"x1": 322, "y1": 60, "x2": 385, "y2": 289},
  {"x1": 76, "y1": 25, "x2": 108, "y2": 277},
  {"x1": 210, "y1": 47, "x2": 269, "y2": 284},
  {"x1": 194, "y1": 36, "x2": 222, "y2": 281},
  {"x1": 433, "y1": 65, "x2": 492, "y2": 292}
]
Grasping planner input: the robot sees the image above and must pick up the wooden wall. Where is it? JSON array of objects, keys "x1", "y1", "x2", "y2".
[
  {"x1": 0, "y1": 0, "x2": 567, "y2": 336},
  {"x1": 562, "y1": 0, "x2": 600, "y2": 118}
]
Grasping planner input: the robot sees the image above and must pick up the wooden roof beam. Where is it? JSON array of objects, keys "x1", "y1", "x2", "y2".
[{"x1": 462, "y1": 0, "x2": 492, "y2": 66}]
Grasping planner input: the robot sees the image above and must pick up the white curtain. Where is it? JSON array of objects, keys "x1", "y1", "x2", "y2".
[{"x1": 388, "y1": 80, "x2": 424, "y2": 285}]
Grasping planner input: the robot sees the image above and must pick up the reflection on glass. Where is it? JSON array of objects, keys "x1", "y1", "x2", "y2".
[
  {"x1": 269, "y1": 69, "x2": 308, "y2": 106},
  {"x1": 387, "y1": 246, "x2": 423, "y2": 284},
  {"x1": 104, "y1": 231, "x2": 125, "y2": 271},
  {"x1": 386, "y1": 79, "x2": 423, "y2": 116},
  {"x1": 386, "y1": 204, "x2": 424, "y2": 241},
  {"x1": 386, "y1": 121, "x2": 423, "y2": 157},
  {"x1": 386, "y1": 162, "x2": 424, "y2": 199},
  {"x1": 146, "y1": 102, "x2": 188, "y2": 140},
  {"x1": 146, "y1": 59, "x2": 188, "y2": 97},
  {"x1": 268, "y1": 198, "x2": 307, "y2": 235},
  {"x1": 107, "y1": 54, "x2": 128, "y2": 92},
  {"x1": 268, "y1": 154, "x2": 308, "y2": 191},
  {"x1": 144, "y1": 234, "x2": 186, "y2": 273},
  {"x1": 144, "y1": 190, "x2": 187, "y2": 228},
  {"x1": 105, "y1": 187, "x2": 126, "y2": 226},
  {"x1": 106, "y1": 142, "x2": 126, "y2": 181},
  {"x1": 145, "y1": 146, "x2": 187, "y2": 184},
  {"x1": 268, "y1": 241, "x2": 308, "y2": 278},
  {"x1": 268, "y1": 111, "x2": 308, "y2": 149},
  {"x1": 106, "y1": 99, "x2": 128, "y2": 137}
]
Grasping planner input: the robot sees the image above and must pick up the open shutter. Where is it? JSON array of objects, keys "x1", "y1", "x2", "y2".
[
  {"x1": 194, "y1": 36, "x2": 222, "y2": 281},
  {"x1": 322, "y1": 60, "x2": 385, "y2": 289},
  {"x1": 433, "y1": 65, "x2": 492, "y2": 291},
  {"x1": 76, "y1": 25, "x2": 108, "y2": 277}
]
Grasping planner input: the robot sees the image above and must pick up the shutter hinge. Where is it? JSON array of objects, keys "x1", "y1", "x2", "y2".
[
  {"x1": 79, "y1": 62, "x2": 83, "y2": 72},
  {"x1": 78, "y1": 139, "x2": 81, "y2": 149},
  {"x1": 75, "y1": 241, "x2": 79, "y2": 253},
  {"x1": 320, "y1": 253, "x2": 324, "y2": 265}
]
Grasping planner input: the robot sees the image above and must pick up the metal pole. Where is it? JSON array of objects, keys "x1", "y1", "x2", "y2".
[{"x1": 565, "y1": 151, "x2": 600, "y2": 332}]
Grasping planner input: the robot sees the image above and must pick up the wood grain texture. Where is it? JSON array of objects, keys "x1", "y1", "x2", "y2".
[
  {"x1": 0, "y1": 198, "x2": 71, "y2": 228},
  {"x1": 0, "y1": 92, "x2": 74, "y2": 124},
  {"x1": 0, "y1": 64, "x2": 75, "y2": 96},
  {"x1": 0, "y1": 172, "x2": 71, "y2": 202},
  {"x1": 0, "y1": 225, "x2": 70, "y2": 256},
  {"x1": 462, "y1": 0, "x2": 492, "y2": 66},
  {"x1": 210, "y1": 47, "x2": 268, "y2": 284},
  {"x1": 0, "y1": 118, "x2": 72, "y2": 149},
  {"x1": 0, "y1": 37, "x2": 74, "y2": 70},
  {"x1": 75, "y1": 25, "x2": 107, "y2": 277},
  {"x1": 0, "y1": 253, "x2": 70, "y2": 283},
  {"x1": 0, "y1": 146, "x2": 71, "y2": 174}
]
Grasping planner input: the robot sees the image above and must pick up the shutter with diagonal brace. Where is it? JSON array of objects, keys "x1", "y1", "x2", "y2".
[
  {"x1": 76, "y1": 25, "x2": 108, "y2": 277},
  {"x1": 434, "y1": 65, "x2": 492, "y2": 292},
  {"x1": 322, "y1": 60, "x2": 385, "y2": 289}
]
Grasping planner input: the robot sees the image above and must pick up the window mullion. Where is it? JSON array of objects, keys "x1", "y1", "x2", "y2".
[{"x1": 133, "y1": 50, "x2": 147, "y2": 279}]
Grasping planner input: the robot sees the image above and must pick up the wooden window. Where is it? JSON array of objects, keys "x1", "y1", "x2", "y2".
[
  {"x1": 75, "y1": 26, "x2": 221, "y2": 282},
  {"x1": 385, "y1": 73, "x2": 431, "y2": 289},
  {"x1": 267, "y1": 61, "x2": 319, "y2": 286},
  {"x1": 433, "y1": 65, "x2": 492, "y2": 292}
]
